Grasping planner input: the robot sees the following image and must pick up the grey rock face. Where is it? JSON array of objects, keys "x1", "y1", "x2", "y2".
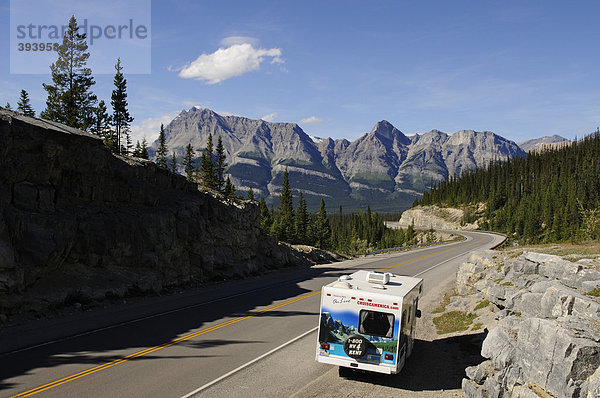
[
  {"x1": 518, "y1": 135, "x2": 569, "y2": 152},
  {"x1": 157, "y1": 108, "x2": 525, "y2": 210},
  {"x1": 0, "y1": 110, "x2": 309, "y2": 314},
  {"x1": 459, "y1": 251, "x2": 600, "y2": 398}
]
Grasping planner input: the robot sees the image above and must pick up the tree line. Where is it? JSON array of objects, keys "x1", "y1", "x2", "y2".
[
  {"x1": 416, "y1": 130, "x2": 600, "y2": 243},
  {"x1": 258, "y1": 168, "x2": 417, "y2": 254},
  {"x1": 2, "y1": 16, "x2": 142, "y2": 157}
]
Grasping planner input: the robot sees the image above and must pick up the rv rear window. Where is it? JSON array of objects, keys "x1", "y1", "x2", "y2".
[{"x1": 359, "y1": 310, "x2": 394, "y2": 338}]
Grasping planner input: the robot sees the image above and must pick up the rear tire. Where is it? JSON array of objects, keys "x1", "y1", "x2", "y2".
[{"x1": 338, "y1": 366, "x2": 354, "y2": 378}]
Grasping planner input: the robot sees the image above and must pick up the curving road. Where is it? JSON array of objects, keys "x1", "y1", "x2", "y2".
[{"x1": 0, "y1": 231, "x2": 503, "y2": 398}]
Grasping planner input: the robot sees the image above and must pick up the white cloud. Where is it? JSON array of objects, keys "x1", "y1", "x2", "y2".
[
  {"x1": 178, "y1": 43, "x2": 283, "y2": 84},
  {"x1": 261, "y1": 112, "x2": 278, "y2": 122},
  {"x1": 220, "y1": 36, "x2": 259, "y2": 46},
  {"x1": 298, "y1": 116, "x2": 322, "y2": 124},
  {"x1": 130, "y1": 111, "x2": 180, "y2": 145}
]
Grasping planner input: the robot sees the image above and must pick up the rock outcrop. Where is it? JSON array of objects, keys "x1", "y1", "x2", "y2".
[
  {"x1": 458, "y1": 251, "x2": 600, "y2": 398},
  {"x1": 0, "y1": 110, "x2": 310, "y2": 315},
  {"x1": 398, "y1": 205, "x2": 480, "y2": 230}
]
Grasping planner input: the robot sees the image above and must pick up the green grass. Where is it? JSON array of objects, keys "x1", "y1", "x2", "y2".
[
  {"x1": 501, "y1": 281, "x2": 514, "y2": 287},
  {"x1": 494, "y1": 278, "x2": 504, "y2": 283},
  {"x1": 474, "y1": 299, "x2": 490, "y2": 311},
  {"x1": 471, "y1": 322, "x2": 483, "y2": 331},
  {"x1": 586, "y1": 287, "x2": 600, "y2": 297},
  {"x1": 433, "y1": 311, "x2": 478, "y2": 334},
  {"x1": 432, "y1": 290, "x2": 456, "y2": 314}
]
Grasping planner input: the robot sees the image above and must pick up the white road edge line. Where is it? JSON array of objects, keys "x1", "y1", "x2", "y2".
[{"x1": 180, "y1": 326, "x2": 319, "y2": 398}]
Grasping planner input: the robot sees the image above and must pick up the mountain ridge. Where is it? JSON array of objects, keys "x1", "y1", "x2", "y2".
[{"x1": 154, "y1": 108, "x2": 526, "y2": 211}]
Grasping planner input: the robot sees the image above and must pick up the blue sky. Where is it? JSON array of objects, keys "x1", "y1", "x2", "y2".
[{"x1": 2, "y1": 1, "x2": 599, "y2": 145}]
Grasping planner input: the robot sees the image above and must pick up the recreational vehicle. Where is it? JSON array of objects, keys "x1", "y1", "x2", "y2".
[{"x1": 316, "y1": 270, "x2": 423, "y2": 375}]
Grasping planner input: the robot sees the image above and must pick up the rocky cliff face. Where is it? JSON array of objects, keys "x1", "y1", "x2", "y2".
[
  {"x1": 156, "y1": 108, "x2": 525, "y2": 211},
  {"x1": 457, "y1": 251, "x2": 600, "y2": 398},
  {"x1": 0, "y1": 110, "x2": 308, "y2": 314},
  {"x1": 518, "y1": 135, "x2": 569, "y2": 152}
]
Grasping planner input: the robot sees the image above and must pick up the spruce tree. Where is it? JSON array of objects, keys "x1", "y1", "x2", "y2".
[
  {"x1": 314, "y1": 198, "x2": 331, "y2": 249},
  {"x1": 90, "y1": 100, "x2": 109, "y2": 138},
  {"x1": 140, "y1": 138, "x2": 149, "y2": 159},
  {"x1": 215, "y1": 136, "x2": 227, "y2": 193},
  {"x1": 259, "y1": 197, "x2": 272, "y2": 234},
  {"x1": 5, "y1": 102, "x2": 11, "y2": 110},
  {"x1": 17, "y1": 90, "x2": 35, "y2": 117},
  {"x1": 170, "y1": 152, "x2": 178, "y2": 174},
  {"x1": 225, "y1": 176, "x2": 236, "y2": 199},
  {"x1": 156, "y1": 124, "x2": 168, "y2": 168},
  {"x1": 200, "y1": 134, "x2": 216, "y2": 189},
  {"x1": 183, "y1": 143, "x2": 196, "y2": 181},
  {"x1": 110, "y1": 58, "x2": 133, "y2": 154},
  {"x1": 277, "y1": 168, "x2": 295, "y2": 241},
  {"x1": 294, "y1": 191, "x2": 309, "y2": 244},
  {"x1": 248, "y1": 187, "x2": 254, "y2": 201},
  {"x1": 132, "y1": 141, "x2": 142, "y2": 157},
  {"x1": 41, "y1": 16, "x2": 96, "y2": 130}
]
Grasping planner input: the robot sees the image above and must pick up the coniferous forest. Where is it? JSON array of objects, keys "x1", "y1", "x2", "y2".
[
  {"x1": 259, "y1": 168, "x2": 418, "y2": 254},
  {"x1": 417, "y1": 130, "x2": 600, "y2": 243}
]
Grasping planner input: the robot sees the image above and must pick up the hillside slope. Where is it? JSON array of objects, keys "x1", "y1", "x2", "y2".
[{"x1": 0, "y1": 110, "x2": 307, "y2": 314}]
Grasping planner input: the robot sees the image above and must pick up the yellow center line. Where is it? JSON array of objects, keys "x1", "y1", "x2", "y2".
[{"x1": 12, "y1": 235, "x2": 484, "y2": 397}]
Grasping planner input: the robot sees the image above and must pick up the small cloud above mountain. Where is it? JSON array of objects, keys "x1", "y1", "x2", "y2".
[
  {"x1": 261, "y1": 112, "x2": 278, "y2": 122},
  {"x1": 177, "y1": 41, "x2": 283, "y2": 84},
  {"x1": 299, "y1": 116, "x2": 322, "y2": 124}
]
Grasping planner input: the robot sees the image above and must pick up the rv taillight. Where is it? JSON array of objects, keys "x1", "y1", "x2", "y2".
[
  {"x1": 384, "y1": 354, "x2": 393, "y2": 360},
  {"x1": 321, "y1": 343, "x2": 330, "y2": 350}
]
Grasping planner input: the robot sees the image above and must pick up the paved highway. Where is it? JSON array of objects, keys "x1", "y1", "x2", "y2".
[{"x1": 0, "y1": 231, "x2": 503, "y2": 398}]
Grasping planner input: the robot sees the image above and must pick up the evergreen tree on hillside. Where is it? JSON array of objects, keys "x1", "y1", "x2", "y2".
[
  {"x1": 110, "y1": 58, "x2": 134, "y2": 154},
  {"x1": 183, "y1": 143, "x2": 196, "y2": 181},
  {"x1": 248, "y1": 187, "x2": 255, "y2": 201},
  {"x1": 140, "y1": 138, "x2": 149, "y2": 160},
  {"x1": 313, "y1": 198, "x2": 332, "y2": 249},
  {"x1": 295, "y1": 191, "x2": 309, "y2": 244},
  {"x1": 17, "y1": 90, "x2": 35, "y2": 117},
  {"x1": 274, "y1": 168, "x2": 295, "y2": 241},
  {"x1": 259, "y1": 197, "x2": 272, "y2": 234},
  {"x1": 132, "y1": 141, "x2": 142, "y2": 157},
  {"x1": 215, "y1": 136, "x2": 227, "y2": 193},
  {"x1": 199, "y1": 134, "x2": 216, "y2": 189},
  {"x1": 90, "y1": 100, "x2": 110, "y2": 139},
  {"x1": 170, "y1": 152, "x2": 178, "y2": 174},
  {"x1": 4, "y1": 102, "x2": 11, "y2": 110},
  {"x1": 224, "y1": 176, "x2": 236, "y2": 199},
  {"x1": 41, "y1": 16, "x2": 96, "y2": 130},
  {"x1": 156, "y1": 124, "x2": 168, "y2": 168}
]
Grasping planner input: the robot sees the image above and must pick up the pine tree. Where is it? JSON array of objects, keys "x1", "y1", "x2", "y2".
[
  {"x1": 90, "y1": 100, "x2": 109, "y2": 138},
  {"x1": 200, "y1": 134, "x2": 216, "y2": 189},
  {"x1": 183, "y1": 143, "x2": 196, "y2": 181},
  {"x1": 41, "y1": 16, "x2": 96, "y2": 130},
  {"x1": 215, "y1": 136, "x2": 227, "y2": 193},
  {"x1": 276, "y1": 168, "x2": 295, "y2": 241},
  {"x1": 224, "y1": 176, "x2": 236, "y2": 199},
  {"x1": 259, "y1": 197, "x2": 272, "y2": 234},
  {"x1": 132, "y1": 141, "x2": 142, "y2": 157},
  {"x1": 110, "y1": 58, "x2": 133, "y2": 154},
  {"x1": 17, "y1": 89, "x2": 35, "y2": 117},
  {"x1": 4, "y1": 102, "x2": 11, "y2": 110},
  {"x1": 140, "y1": 138, "x2": 149, "y2": 160},
  {"x1": 314, "y1": 198, "x2": 331, "y2": 249},
  {"x1": 156, "y1": 124, "x2": 168, "y2": 168},
  {"x1": 170, "y1": 152, "x2": 178, "y2": 174},
  {"x1": 248, "y1": 187, "x2": 255, "y2": 201},
  {"x1": 294, "y1": 191, "x2": 309, "y2": 244}
]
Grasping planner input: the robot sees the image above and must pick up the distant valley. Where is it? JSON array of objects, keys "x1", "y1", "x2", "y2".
[{"x1": 154, "y1": 107, "x2": 526, "y2": 212}]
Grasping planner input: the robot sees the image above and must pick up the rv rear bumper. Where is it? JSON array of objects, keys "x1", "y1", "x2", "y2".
[{"x1": 317, "y1": 355, "x2": 396, "y2": 374}]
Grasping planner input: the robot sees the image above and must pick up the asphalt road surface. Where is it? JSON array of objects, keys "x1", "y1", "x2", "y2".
[{"x1": 0, "y1": 231, "x2": 504, "y2": 398}]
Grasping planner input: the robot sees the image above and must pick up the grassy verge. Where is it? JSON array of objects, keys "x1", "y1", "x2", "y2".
[
  {"x1": 432, "y1": 290, "x2": 456, "y2": 314},
  {"x1": 433, "y1": 311, "x2": 477, "y2": 334}
]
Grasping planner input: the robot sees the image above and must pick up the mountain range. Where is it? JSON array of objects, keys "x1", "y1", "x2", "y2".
[
  {"x1": 517, "y1": 135, "x2": 569, "y2": 152},
  {"x1": 153, "y1": 107, "x2": 526, "y2": 212}
]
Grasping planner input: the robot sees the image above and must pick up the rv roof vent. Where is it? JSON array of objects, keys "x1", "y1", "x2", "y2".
[
  {"x1": 332, "y1": 281, "x2": 352, "y2": 289},
  {"x1": 367, "y1": 272, "x2": 390, "y2": 285},
  {"x1": 371, "y1": 284, "x2": 386, "y2": 290},
  {"x1": 339, "y1": 275, "x2": 351, "y2": 281}
]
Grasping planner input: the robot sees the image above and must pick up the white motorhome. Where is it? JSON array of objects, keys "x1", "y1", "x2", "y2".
[{"x1": 316, "y1": 270, "x2": 423, "y2": 375}]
